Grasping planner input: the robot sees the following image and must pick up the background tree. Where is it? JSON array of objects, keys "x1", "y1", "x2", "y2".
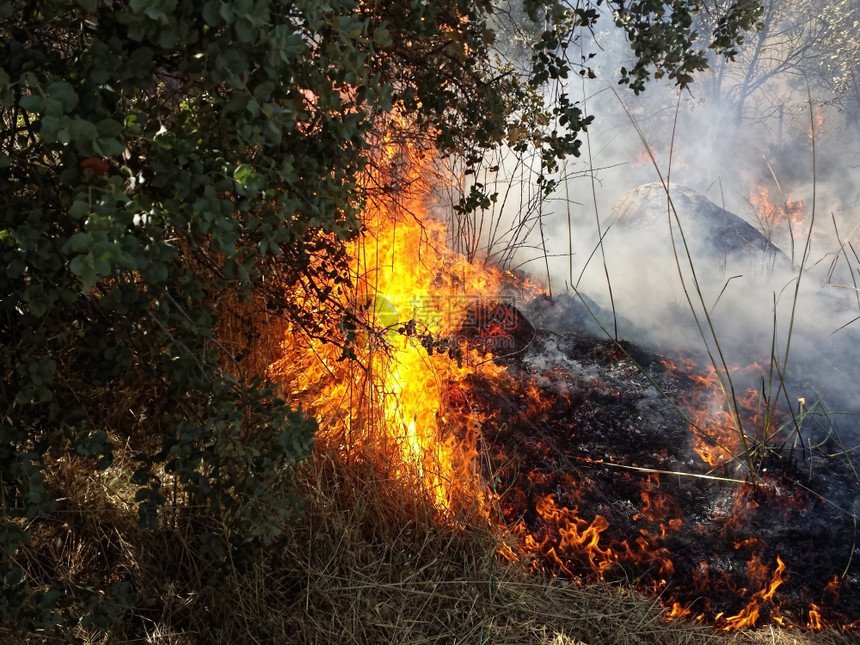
[
  {"x1": 1, "y1": 0, "x2": 760, "y2": 638},
  {"x1": 817, "y1": 0, "x2": 860, "y2": 125},
  {"x1": 693, "y1": 0, "x2": 860, "y2": 137},
  {"x1": 702, "y1": 0, "x2": 825, "y2": 122}
]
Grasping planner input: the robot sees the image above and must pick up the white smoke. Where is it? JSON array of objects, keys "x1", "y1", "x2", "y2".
[{"x1": 477, "y1": 6, "x2": 860, "y2": 431}]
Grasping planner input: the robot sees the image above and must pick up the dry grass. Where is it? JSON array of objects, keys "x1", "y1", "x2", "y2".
[
  {"x1": 183, "y1": 451, "x2": 723, "y2": 645},
  {"x1": 6, "y1": 437, "x2": 856, "y2": 644},
  {"x1": 245, "y1": 453, "x2": 856, "y2": 645}
]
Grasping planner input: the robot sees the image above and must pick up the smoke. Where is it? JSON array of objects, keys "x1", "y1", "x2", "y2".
[{"x1": 487, "y1": 5, "x2": 860, "y2": 432}]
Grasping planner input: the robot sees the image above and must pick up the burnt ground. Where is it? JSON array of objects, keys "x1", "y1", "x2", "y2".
[{"x1": 451, "y1": 296, "x2": 860, "y2": 630}]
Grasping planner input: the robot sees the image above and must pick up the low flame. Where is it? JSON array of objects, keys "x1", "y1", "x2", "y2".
[
  {"x1": 721, "y1": 555, "x2": 787, "y2": 630},
  {"x1": 660, "y1": 359, "x2": 778, "y2": 467},
  {"x1": 809, "y1": 603, "x2": 823, "y2": 630}
]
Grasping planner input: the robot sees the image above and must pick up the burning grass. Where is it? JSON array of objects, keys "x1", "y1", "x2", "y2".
[
  {"x1": 211, "y1": 450, "x2": 857, "y2": 645},
  {"x1": 259, "y1": 123, "x2": 859, "y2": 636},
  {"x1": 12, "y1": 442, "x2": 855, "y2": 644}
]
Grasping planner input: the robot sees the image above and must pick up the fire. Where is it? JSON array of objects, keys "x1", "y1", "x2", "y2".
[
  {"x1": 662, "y1": 359, "x2": 739, "y2": 467},
  {"x1": 721, "y1": 555, "x2": 787, "y2": 630},
  {"x1": 658, "y1": 358, "x2": 785, "y2": 468},
  {"x1": 533, "y1": 494, "x2": 616, "y2": 577},
  {"x1": 634, "y1": 473, "x2": 682, "y2": 537},
  {"x1": 512, "y1": 463, "x2": 796, "y2": 631},
  {"x1": 810, "y1": 105, "x2": 824, "y2": 140},
  {"x1": 809, "y1": 603, "x2": 823, "y2": 630},
  {"x1": 264, "y1": 115, "x2": 853, "y2": 632},
  {"x1": 749, "y1": 184, "x2": 807, "y2": 241},
  {"x1": 268, "y1": 116, "x2": 506, "y2": 514},
  {"x1": 824, "y1": 574, "x2": 842, "y2": 602}
]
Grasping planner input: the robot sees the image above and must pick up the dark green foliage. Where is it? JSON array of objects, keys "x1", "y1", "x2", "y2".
[
  {"x1": 0, "y1": 0, "x2": 759, "y2": 638},
  {"x1": 0, "y1": 0, "x2": 353, "y2": 634}
]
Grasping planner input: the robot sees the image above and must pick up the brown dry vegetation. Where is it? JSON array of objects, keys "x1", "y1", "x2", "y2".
[{"x1": 5, "y1": 434, "x2": 855, "y2": 645}]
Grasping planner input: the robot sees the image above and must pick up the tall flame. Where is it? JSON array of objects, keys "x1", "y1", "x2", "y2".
[{"x1": 268, "y1": 117, "x2": 506, "y2": 514}]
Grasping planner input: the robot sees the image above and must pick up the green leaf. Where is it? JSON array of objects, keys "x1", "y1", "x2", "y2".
[
  {"x1": 233, "y1": 163, "x2": 254, "y2": 184},
  {"x1": 224, "y1": 91, "x2": 249, "y2": 113},
  {"x1": 64, "y1": 232, "x2": 94, "y2": 254},
  {"x1": 202, "y1": 0, "x2": 221, "y2": 26},
  {"x1": 235, "y1": 18, "x2": 254, "y2": 43},
  {"x1": 46, "y1": 81, "x2": 78, "y2": 113},
  {"x1": 69, "y1": 254, "x2": 101, "y2": 291},
  {"x1": 130, "y1": 0, "x2": 176, "y2": 25},
  {"x1": 69, "y1": 198, "x2": 91, "y2": 219},
  {"x1": 19, "y1": 94, "x2": 45, "y2": 112},
  {"x1": 77, "y1": 430, "x2": 110, "y2": 458},
  {"x1": 43, "y1": 97, "x2": 65, "y2": 118},
  {"x1": 70, "y1": 118, "x2": 99, "y2": 143},
  {"x1": 21, "y1": 283, "x2": 54, "y2": 318},
  {"x1": 96, "y1": 118, "x2": 123, "y2": 138},
  {"x1": 272, "y1": 25, "x2": 304, "y2": 60},
  {"x1": 40, "y1": 115, "x2": 62, "y2": 142},
  {"x1": 142, "y1": 259, "x2": 168, "y2": 284},
  {"x1": 90, "y1": 66, "x2": 110, "y2": 84},
  {"x1": 7, "y1": 257, "x2": 25, "y2": 278},
  {"x1": 0, "y1": 67, "x2": 11, "y2": 105},
  {"x1": 373, "y1": 26, "x2": 392, "y2": 47},
  {"x1": 40, "y1": 588, "x2": 62, "y2": 609},
  {"x1": 253, "y1": 81, "x2": 275, "y2": 102},
  {"x1": 335, "y1": 15, "x2": 365, "y2": 40},
  {"x1": 93, "y1": 137, "x2": 126, "y2": 157},
  {"x1": 219, "y1": 1, "x2": 234, "y2": 24},
  {"x1": 157, "y1": 23, "x2": 180, "y2": 48}
]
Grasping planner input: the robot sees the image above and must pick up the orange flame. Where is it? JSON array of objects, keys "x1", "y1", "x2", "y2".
[
  {"x1": 526, "y1": 494, "x2": 617, "y2": 578},
  {"x1": 722, "y1": 555, "x2": 787, "y2": 630},
  {"x1": 660, "y1": 359, "x2": 781, "y2": 468},
  {"x1": 263, "y1": 115, "x2": 845, "y2": 631},
  {"x1": 268, "y1": 117, "x2": 506, "y2": 514},
  {"x1": 810, "y1": 105, "x2": 824, "y2": 140},
  {"x1": 809, "y1": 603, "x2": 823, "y2": 630},
  {"x1": 634, "y1": 474, "x2": 682, "y2": 538},
  {"x1": 749, "y1": 185, "x2": 807, "y2": 240},
  {"x1": 662, "y1": 359, "x2": 742, "y2": 466}
]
